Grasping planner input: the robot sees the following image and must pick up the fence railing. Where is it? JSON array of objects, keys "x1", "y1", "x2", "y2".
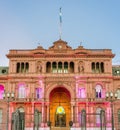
[{"x1": 0, "y1": 111, "x2": 120, "y2": 130}]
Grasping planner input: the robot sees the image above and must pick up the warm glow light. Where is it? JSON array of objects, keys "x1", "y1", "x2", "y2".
[{"x1": 56, "y1": 106, "x2": 65, "y2": 114}]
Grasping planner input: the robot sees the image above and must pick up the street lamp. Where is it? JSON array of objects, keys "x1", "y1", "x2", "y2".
[
  {"x1": 105, "y1": 91, "x2": 118, "y2": 130},
  {"x1": 3, "y1": 92, "x2": 14, "y2": 130}
]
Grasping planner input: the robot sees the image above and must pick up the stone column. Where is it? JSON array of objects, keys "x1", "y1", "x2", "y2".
[
  {"x1": 41, "y1": 103, "x2": 45, "y2": 127},
  {"x1": 46, "y1": 104, "x2": 50, "y2": 121},
  {"x1": 71, "y1": 104, "x2": 74, "y2": 121}
]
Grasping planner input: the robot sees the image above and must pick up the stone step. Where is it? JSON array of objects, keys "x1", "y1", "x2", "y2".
[{"x1": 51, "y1": 127, "x2": 70, "y2": 130}]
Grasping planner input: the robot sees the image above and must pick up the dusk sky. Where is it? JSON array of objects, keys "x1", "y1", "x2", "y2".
[{"x1": 0, "y1": 0, "x2": 120, "y2": 66}]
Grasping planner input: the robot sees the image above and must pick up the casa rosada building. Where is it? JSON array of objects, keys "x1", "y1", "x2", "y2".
[{"x1": 0, "y1": 39, "x2": 120, "y2": 130}]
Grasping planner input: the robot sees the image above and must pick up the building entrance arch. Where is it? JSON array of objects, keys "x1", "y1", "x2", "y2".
[{"x1": 49, "y1": 87, "x2": 71, "y2": 127}]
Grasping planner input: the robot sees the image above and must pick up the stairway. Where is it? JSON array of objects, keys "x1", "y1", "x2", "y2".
[{"x1": 51, "y1": 127, "x2": 70, "y2": 130}]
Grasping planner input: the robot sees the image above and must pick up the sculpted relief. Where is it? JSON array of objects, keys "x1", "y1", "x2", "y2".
[
  {"x1": 37, "y1": 61, "x2": 42, "y2": 73},
  {"x1": 78, "y1": 61, "x2": 84, "y2": 73}
]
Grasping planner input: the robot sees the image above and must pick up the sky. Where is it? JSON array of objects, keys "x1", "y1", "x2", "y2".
[{"x1": 0, "y1": 0, "x2": 120, "y2": 66}]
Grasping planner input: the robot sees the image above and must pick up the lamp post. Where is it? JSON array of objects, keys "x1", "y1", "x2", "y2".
[
  {"x1": 105, "y1": 92, "x2": 118, "y2": 130},
  {"x1": 3, "y1": 92, "x2": 14, "y2": 130}
]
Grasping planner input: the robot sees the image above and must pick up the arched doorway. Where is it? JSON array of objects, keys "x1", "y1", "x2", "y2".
[{"x1": 50, "y1": 87, "x2": 71, "y2": 127}]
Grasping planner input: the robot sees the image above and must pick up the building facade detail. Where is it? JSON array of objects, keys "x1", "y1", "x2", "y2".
[{"x1": 0, "y1": 39, "x2": 120, "y2": 130}]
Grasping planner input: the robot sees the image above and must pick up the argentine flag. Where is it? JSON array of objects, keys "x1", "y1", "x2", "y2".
[{"x1": 59, "y1": 7, "x2": 62, "y2": 23}]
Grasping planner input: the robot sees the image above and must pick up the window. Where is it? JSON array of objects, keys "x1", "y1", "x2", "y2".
[
  {"x1": 81, "y1": 109, "x2": 86, "y2": 127},
  {"x1": 52, "y1": 62, "x2": 57, "y2": 73},
  {"x1": 70, "y1": 62, "x2": 74, "y2": 73},
  {"x1": 34, "y1": 109, "x2": 42, "y2": 127},
  {"x1": 46, "y1": 62, "x2": 51, "y2": 73},
  {"x1": 101, "y1": 62, "x2": 104, "y2": 73},
  {"x1": 16, "y1": 63, "x2": 20, "y2": 73},
  {"x1": 56, "y1": 106, "x2": 65, "y2": 114},
  {"x1": 92, "y1": 62, "x2": 95, "y2": 72},
  {"x1": 96, "y1": 108, "x2": 102, "y2": 126},
  {"x1": 25, "y1": 63, "x2": 29, "y2": 73},
  {"x1": 117, "y1": 89, "x2": 120, "y2": 99},
  {"x1": 0, "y1": 85, "x2": 4, "y2": 99},
  {"x1": 58, "y1": 62, "x2": 62, "y2": 73},
  {"x1": 118, "y1": 109, "x2": 120, "y2": 123},
  {"x1": 0, "y1": 109, "x2": 2, "y2": 124},
  {"x1": 79, "y1": 88, "x2": 86, "y2": 98},
  {"x1": 95, "y1": 85, "x2": 102, "y2": 98},
  {"x1": 36, "y1": 88, "x2": 42, "y2": 99},
  {"x1": 91, "y1": 62, "x2": 104, "y2": 73},
  {"x1": 96, "y1": 62, "x2": 100, "y2": 73},
  {"x1": 64, "y1": 62, "x2": 68, "y2": 73},
  {"x1": 16, "y1": 62, "x2": 29, "y2": 73},
  {"x1": 18, "y1": 84, "x2": 26, "y2": 98}
]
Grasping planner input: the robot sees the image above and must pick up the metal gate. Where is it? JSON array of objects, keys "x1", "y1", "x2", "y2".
[
  {"x1": 81, "y1": 110, "x2": 106, "y2": 130},
  {"x1": 11, "y1": 109, "x2": 25, "y2": 130}
]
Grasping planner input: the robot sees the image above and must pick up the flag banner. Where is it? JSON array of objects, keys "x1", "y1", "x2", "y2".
[{"x1": 59, "y1": 7, "x2": 62, "y2": 23}]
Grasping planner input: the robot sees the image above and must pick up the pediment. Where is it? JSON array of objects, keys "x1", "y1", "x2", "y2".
[
  {"x1": 49, "y1": 39, "x2": 72, "y2": 50},
  {"x1": 75, "y1": 46, "x2": 88, "y2": 54}
]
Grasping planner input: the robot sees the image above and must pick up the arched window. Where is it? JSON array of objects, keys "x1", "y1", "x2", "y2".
[
  {"x1": 58, "y1": 62, "x2": 62, "y2": 73},
  {"x1": 46, "y1": 62, "x2": 51, "y2": 73},
  {"x1": 117, "y1": 89, "x2": 120, "y2": 99},
  {"x1": 21, "y1": 63, "x2": 24, "y2": 73},
  {"x1": 34, "y1": 109, "x2": 42, "y2": 127},
  {"x1": 0, "y1": 109, "x2": 2, "y2": 124},
  {"x1": 36, "y1": 88, "x2": 42, "y2": 99},
  {"x1": 18, "y1": 107, "x2": 25, "y2": 130},
  {"x1": 79, "y1": 88, "x2": 86, "y2": 98},
  {"x1": 25, "y1": 62, "x2": 29, "y2": 73},
  {"x1": 92, "y1": 62, "x2": 95, "y2": 72},
  {"x1": 81, "y1": 109, "x2": 86, "y2": 127},
  {"x1": 18, "y1": 84, "x2": 26, "y2": 98},
  {"x1": 19, "y1": 107, "x2": 24, "y2": 113},
  {"x1": 96, "y1": 108, "x2": 102, "y2": 126},
  {"x1": 95, "y1": 84, "x2": 102, "y2": 98},
  {"x1": 0, "y1": 85, "x2": 4, "y2": 99},
  {"x1": 52, "y1": 62, "x2": 57, "y2": 73},
  {"x1": 70, "y1": 62, "x2": 74, "y2": 73},
  {"x1": 101, "y1": 62, "x2": 104, "y2": 73},
  {"x1": 96, "y1": 62, "x2": 100, "y2": 73},
  {"x1": 16, "y1": 63, "x2": 20, "y2": 73},
  {"x1": 56, "y1": 106, "x2": 65, "y2": 114},
  {"x1": 64, "y1": 62, "x2": 68, "y2": 73}
]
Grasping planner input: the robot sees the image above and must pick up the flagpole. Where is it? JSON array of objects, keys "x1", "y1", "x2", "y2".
[{"x1": 59, "y1": 7, "x2": 62, "y2": 40}]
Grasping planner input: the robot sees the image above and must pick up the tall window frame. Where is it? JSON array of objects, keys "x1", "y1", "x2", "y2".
[
  {"x1": 95, "y1": 84, "x2": 102, "y2": 98},
  {"x1": 0, "y1": 109, "x2": 2, "y2": 124},
  {"x1": 0, "y1": 85, "x2": 4, "y2": 99},
  {"x1": 78, "y1": 87, "x2": 86, "y2": 98},
  {"x1": 36, "y1": 87, "x2": 42, "y2": 99},
  {"x1": 18, "y1": 84, "x2": 26, "y2": 98},
  {"x1": 96, "y1": 107, "x2": 102, "y2": 126},
  {"x1": 117, "y1": 89, "x2": 120, "y2": 99}
]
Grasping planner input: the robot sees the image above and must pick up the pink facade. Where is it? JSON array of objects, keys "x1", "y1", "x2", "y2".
[{"x1": 0, "y1": 39, "x2": 120, "y2": 130}]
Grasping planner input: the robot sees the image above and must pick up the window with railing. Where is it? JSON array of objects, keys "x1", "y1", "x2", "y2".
[
  {"x1": 16, "y1": 62, "x2": 29, "y2": 73},
  {"x1": 46, "y1": 61, "x2": 74, "y2": 73},
  {"x1": 91, "y1": 62, "x2": 104, "y2": 73}
]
